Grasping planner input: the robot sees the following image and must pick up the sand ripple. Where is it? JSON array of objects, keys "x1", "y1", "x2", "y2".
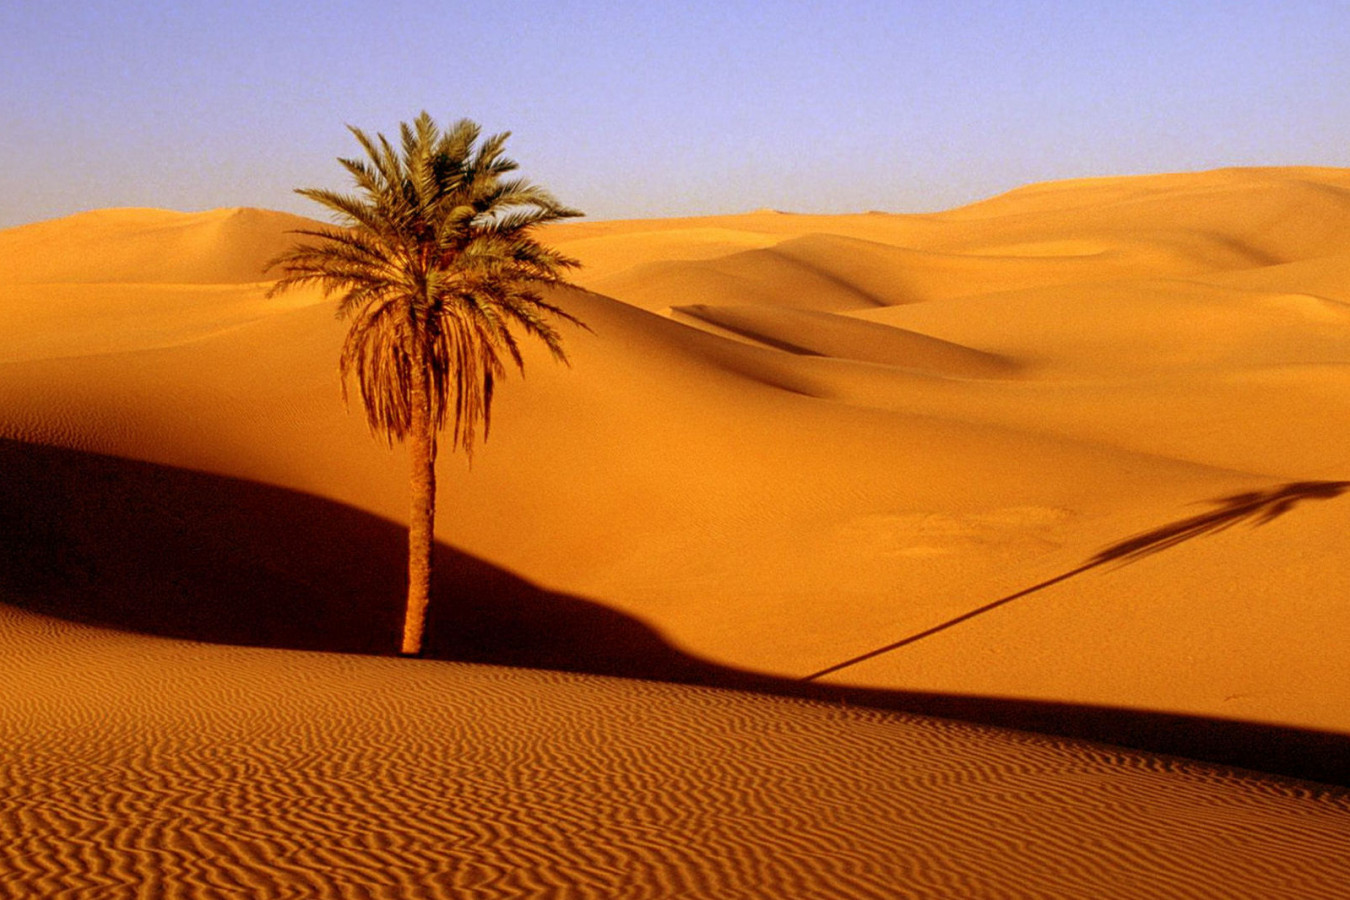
[{"x1": 2, "y1": 607, "x2": 1347, "y2": 899}]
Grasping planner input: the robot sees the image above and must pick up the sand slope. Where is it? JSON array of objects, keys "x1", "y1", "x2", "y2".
[
  {"x1": 0, "y1": 206, "x2": 317, "y2": 284},
  {"x1": 4, "y1": 168, "x2": 1350, "y2": 895}
]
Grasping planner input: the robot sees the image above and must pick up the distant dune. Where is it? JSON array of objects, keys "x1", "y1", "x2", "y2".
[{"x1": 3, "y1": 168, "x2": 1350, "y2": 896}]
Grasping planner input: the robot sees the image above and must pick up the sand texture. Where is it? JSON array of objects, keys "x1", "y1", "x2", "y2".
[
  {"x1": 3, "y1": 167, "x2": 1350, "y2": 895},
  {"x1": 3, "y1": 604, "x2": 1349, "y2": 899}
]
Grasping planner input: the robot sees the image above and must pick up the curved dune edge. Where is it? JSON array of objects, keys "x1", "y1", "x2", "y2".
[
  {"x1": 669, "y1": 302, "x2": 1017, "y2": 377},
  {"x1": 2, "y1": 605, "x2": 1348, "y2": 900}
]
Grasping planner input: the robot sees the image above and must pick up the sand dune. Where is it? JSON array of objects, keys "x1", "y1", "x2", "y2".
[
  {"x1": 0, "y1": 206, "x2": 318, "y2": 284},
  {"x1": 4, "y1": 166, "x2": 1350, "y2": 895}
]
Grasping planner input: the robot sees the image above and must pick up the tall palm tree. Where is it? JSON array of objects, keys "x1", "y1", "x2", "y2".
[{"x1": 267, "y1": 112, "x2": 585, "y2": 656}]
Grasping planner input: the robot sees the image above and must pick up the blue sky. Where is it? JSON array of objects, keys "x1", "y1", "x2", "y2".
[{"x1": 3, "y1": 1, "x2": 1349, "y2": 227}]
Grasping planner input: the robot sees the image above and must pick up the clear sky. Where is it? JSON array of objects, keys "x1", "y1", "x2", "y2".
[{"x1": 4, "y1": 0, "x2": 1349, "y2": 227}]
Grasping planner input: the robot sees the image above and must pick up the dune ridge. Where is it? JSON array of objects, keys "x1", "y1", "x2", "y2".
[
  {"x1": 669, "y1": 302, "x2": 1016, "y2": 377},
  {"x1": 0, "y1": 206, "x2": 320, "y2": 285}
]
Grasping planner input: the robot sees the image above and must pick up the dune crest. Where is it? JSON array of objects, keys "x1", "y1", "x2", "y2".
[
  {"x1": 670, "y1": 302, "x2": 1016, "y2": 377},
  {"x1": 0, "y1": 206, "x2": 321, "y2": 284}
]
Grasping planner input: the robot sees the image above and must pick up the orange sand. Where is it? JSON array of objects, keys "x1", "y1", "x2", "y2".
[{"x1": 2, "y1": 167, "x2": 1350, "y2": 896}]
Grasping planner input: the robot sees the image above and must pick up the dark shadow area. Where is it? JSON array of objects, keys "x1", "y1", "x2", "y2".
[
  {"x1": 0, "y1": 438, "x2": 706, "y2": 679},
  {"x1": 804, "y1": 481, "x2": 1350, "y2": 681},
  {"x1": 1, "y1": 437, "x2": 1347, "y2": 789}
]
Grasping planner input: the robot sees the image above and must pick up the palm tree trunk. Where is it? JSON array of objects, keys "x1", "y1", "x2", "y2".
[{"x1": 402, "y1": 354, "x2": 436, "y2": 657}]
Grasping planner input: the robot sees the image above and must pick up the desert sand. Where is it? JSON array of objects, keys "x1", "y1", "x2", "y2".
[{"x1": 2, "y1": 167, "x2": 1350, "y2": 896}]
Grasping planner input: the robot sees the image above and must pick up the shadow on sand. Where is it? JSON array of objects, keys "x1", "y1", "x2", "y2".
[
  {"x1": 1, "y1": 438, "x2": 1347, "y2": 789},
  {"x1": 804, "y1": 481, "x2": 1350, "y2": 681}
]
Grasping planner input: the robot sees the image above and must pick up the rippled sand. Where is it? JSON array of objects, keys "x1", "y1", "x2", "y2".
[{"x1": 3, "y1": 605, "x2": 1348, "y2": 899}]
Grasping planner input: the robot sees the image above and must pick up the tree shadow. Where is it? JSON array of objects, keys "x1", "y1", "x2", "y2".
[
  {"x1": 1, "y1": 437, "x2": 1347, "y2": 789},
  {"x1": 803, "y1": 481, "x2": 1350, "y2": 681},
  {"x1": 1092, "y1": 481, "x2": 1350, "y2": 565}
]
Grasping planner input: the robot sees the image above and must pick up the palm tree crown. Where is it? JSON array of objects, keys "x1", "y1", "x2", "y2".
[
  {"x1": 266, "y1": 112, "x2": 585, "y2": 656},
  {"x1": 268, "y1": 111, "x2": 584, "y2": 457}
]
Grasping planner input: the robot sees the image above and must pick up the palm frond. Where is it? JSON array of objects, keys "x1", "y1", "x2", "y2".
[{"x1": 268, "y1": 113, "x2": 586, "y2": 457}]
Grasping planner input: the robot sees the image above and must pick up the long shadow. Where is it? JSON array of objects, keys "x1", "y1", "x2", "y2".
[
  {"x1": 1, "y1": 437, "x2": 1347, "y2": 789},
  {"x1": 803, "y1": 481, "x2": 1350, "y2": 681}
]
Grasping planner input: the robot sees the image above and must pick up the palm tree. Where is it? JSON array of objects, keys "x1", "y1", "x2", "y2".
[{"x1": 266, "y1": 112, "x2": 585, "y2": 656}]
